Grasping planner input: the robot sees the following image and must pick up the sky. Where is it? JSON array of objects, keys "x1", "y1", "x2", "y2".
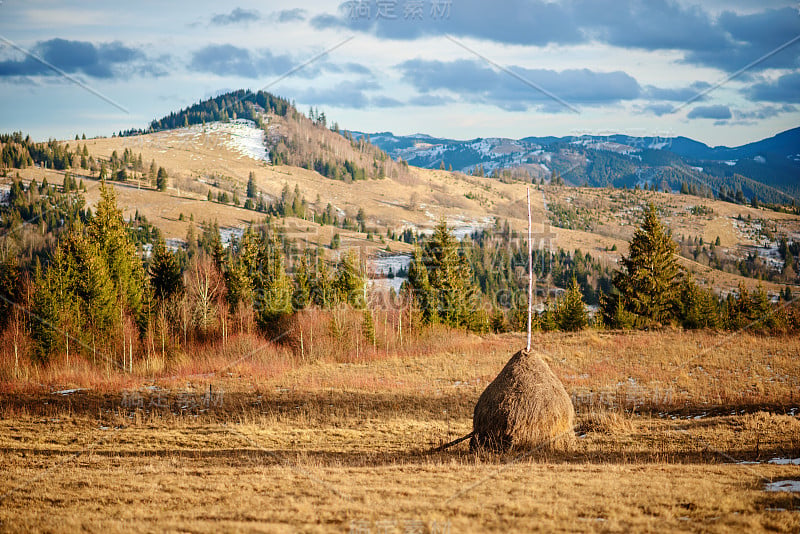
[{"x1": 1, "y1": 0, "x2": 799, "y2": 146}]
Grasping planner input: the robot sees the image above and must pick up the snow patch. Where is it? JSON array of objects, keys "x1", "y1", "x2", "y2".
[
  {"x1": 764, "y1": 480, "x2": 800, "y2": 492},
  {"x1": 769, "y1": 458, "x2": 800, "y2": 465}
]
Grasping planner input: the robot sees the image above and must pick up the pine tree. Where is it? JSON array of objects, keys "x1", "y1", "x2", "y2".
[
  {"x1": 87, "y1": 180, "x2": 147, "y2": 330},
  {"x1": 363, "y1": 309, "x2": 376, "y2": 346},
  {"x1": 310, "y1": 253, "x2": 334, "y2": 308},
  {"x1": 156, "y1": 167, "x2": 168, "y2": 192},
  {"x1": 424, "y1": 220, "x2": 475, "y2": 328},
  {"x1": 0, "y1": 248, "x2": 21, "y2": 329},
  {"x1": 334, "y1": 249, "x2": 366, "y2": 308},
  {"x1": 678, "y1": 274, "x2": 719, "y2": 329},
  {"x1": 247, "y1": 172, "x2": 257, "y2": 198},
  {"x1": 254, "y1": 235, "x2": 292, "y2": 327},
  {"x1": 292, "y1": 254, "x2": 311, "y2": 310},
  {"x1": 404, "y1": 245, "x2": 437, "y2": 324},
  {"x1": 558, "y1": 277, "x2": 587, "y2": 331},
  {"x1": 614, "y1": 203, "x2": 681, "y2": 325},
  {"x1": 149, "y1": 240, "x2": 183, "y2": 300}
]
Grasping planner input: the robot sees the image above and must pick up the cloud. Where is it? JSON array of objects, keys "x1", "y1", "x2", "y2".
[
  {"x1": 408, "y1": 94, "x2": 455, "y2": 106},
  {"x1": 312, "y1": 2, "x2": 798, "y2": 75},
  {"x1": 687, "y1": 104, "x2": 732, "y2": 119},
  {"x1": 639, "y1": 103, "x2": 676, "y2": 116},
  {"x1": 572, "y1": 0, "x2": 728, "y2": 52},
  {"x1": 683, "y1": 7, "x2": 800, "y2": 72},
  {"x1": 643, "y1": 81, "x2": 711, "y2": 102},
  {"x1": 274, "y1": 8, "x2": 306, "y2": 23},
  {"x1": 293, "y1": 81, "x2": 406, "y2": 109},
  {"x1": 734, "y1": 104, "x2": 797, "y2": 120},
  {"x1": 745, "y1": 72, "x2": 800, "y2": 103},
  {"x1": 189, "y1": 44, "x2": 294, "y2": 78},
  {"x1": 0, "y1": 38, "x2": 152, "y2": 79},
  {"x1": 209, "y1": 8, "x2": 261, "y2": 26},
  {"x1": 371, "y1": 95, "x2": 404, "y2": 107},
  {"x1": 294, "y1": 81, "x2": 377, "y2": 108},
  {"x1": 311, "y1": 0, "x2": 582, "y2": 46},
  {"x1": 397, "y1": 58, "x2": 640, "y2": 111}
]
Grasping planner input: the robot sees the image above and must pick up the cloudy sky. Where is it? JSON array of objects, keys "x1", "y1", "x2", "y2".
[{"x1": 1, "y1": 0, "x2": 799, "y2": 146}]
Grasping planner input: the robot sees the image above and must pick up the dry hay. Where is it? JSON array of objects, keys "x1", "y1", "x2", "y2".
[{"x1": 471, "y1": 349, "x2": 575, "y2": 452}]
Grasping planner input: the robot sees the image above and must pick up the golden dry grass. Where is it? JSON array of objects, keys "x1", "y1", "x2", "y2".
[{"x1": 1, "y1": 330, "x2": 799, "y2": 532}]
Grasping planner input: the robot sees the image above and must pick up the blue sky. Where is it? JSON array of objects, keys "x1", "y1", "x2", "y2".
[{"x1": 1, "y1": 0, "x2": 799, "y2": 146}]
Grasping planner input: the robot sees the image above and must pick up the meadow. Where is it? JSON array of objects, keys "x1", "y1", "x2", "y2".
[{"x1": 1, "y1": 328, "x2": 798, "y2": 532}]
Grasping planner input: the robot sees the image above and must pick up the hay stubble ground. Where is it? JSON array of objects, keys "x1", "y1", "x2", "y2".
[{"x1": 1, "y1": 331, "x2": 799, "y2": 532}]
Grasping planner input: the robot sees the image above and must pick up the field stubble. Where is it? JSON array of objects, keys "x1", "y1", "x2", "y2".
[{"x1": 1, "y1": 330, "x2": 799, "y2": 532}]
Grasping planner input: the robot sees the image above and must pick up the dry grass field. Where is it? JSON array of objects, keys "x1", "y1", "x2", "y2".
[{"x1": 1, "y1": 330, "x2": 799, "y2": 532}]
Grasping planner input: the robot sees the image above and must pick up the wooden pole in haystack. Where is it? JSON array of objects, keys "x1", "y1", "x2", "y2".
[
  {"x1": 428, "y1": 186, "x2": 575, "y2": 455},
  {"x1": 526, "y1": 187, "x2": 532, "y2": 352}
]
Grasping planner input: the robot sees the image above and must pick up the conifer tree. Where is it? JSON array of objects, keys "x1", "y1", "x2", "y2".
[
  {"x1": 149, "y1": 240, "x2": 183, "y2": 300},
  {"x1": 156, "y1": 167, "x2": 168, "y2": 192},
  {"x1": 424, "y1": 220, "x2": 475, "y2": 328},
  {"x1": 334, "y1": 249, "x2": 366, "y2": 308},
  {"x1": 255, "y1": 235, "x2": 292, "y2": 326},
  {"x1": 0, "y1": 248, "x2": 21, "y2": 329},
  {"x1": 558, "y1": 277, "x2": 587, "y2": 331},
  {"x1": 292, "y1": 253, "x2": 311, "y2": 310},
  {"x1": 614, "y1": 203, "x2": 681, "y2": 325},
  {"x1": 87, "y1": 181, "x2": 147, "y2": 329},
  {"x1": 247, "y1": 172, "x2": 257, "y2": 198},
  {"x1": 405, "y1": 244, "x2": 437, "y2": 324},
  {"x1": 678, "y1": 274, "x2": 719, "y2": 329}
]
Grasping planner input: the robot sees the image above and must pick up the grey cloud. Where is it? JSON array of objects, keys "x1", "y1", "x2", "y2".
[
  {"x1": 687, "y1": 104, "x2": 732, "y2": 119},
  {"x1": 408, "y1": 94, "x2": 455, "y2": 106},
  {"x1": 275, "y1": 9, "x2": 307, "y2": 23},
  {"x1": 189, "y1": 45, "x2": 294, "y2": 78},
  {"x1": 312, "y1": 2, "x2": 799, "y2": 75},
  {"x1": 643, "y1": 81, "x2": 711, "y2": 102},
  {"x1": 572, "y1": 0, "x2": 727, "y2": 52},
  {"x1": 639, "y1": 103, "x2": 676, "y2": 116},
  {"x1": 735, "y1": 104, "x2": 797, "y2": 120},
  {"x1": 398, "y1": 58, "x2": 641, "y2": 110},
  {"x1": 0, "y1": 38, "x2": 153, "y2": 79},
  {"x1": 745, "y1": 72, "x2": 800, "y2": 103},
  {"x1": 311, "y1": 0, "x2": 582, "y2": 46},
  {"x1": 294, "y1": 81, "x2": 377, "y2": 108},
  {"x1": 683, "y1": 7, "x2": 800, "y2": 73},
  {"x1": 210, "y1": 8, "x2": 261, "y2": 26}
]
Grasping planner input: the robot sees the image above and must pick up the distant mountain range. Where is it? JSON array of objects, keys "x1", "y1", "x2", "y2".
[
  {"x1": 351, "y1": 127, "x2": 800, "y2": 203},
  {"x1": 132, "y1": 89, "x2": 799, "y2": 204}
]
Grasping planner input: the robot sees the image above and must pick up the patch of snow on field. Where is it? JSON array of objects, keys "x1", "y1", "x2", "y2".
[
  {"x1": 369, "y1": 254, "x2": 411, "y2": 293},
  {"x1": 764, "y1": 480, "x2": 800, "y2": 492},
  {"x1": 184, "y1": 120, "x2": 268, "y2": 162},
  {"x1": 769, "y1": 458, "x2": 800, "y2": 465}
]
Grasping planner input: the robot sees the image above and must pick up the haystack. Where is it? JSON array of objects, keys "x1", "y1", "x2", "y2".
[{"x1": 471, "y1": 349, "x2": 574, "y2": 453}]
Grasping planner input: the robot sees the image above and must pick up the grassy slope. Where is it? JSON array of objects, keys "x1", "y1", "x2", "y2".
[{"x1": 7, "y1": 124, "x2": 800, "y2": 293}]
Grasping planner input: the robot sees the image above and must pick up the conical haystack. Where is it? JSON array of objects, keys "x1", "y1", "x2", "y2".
[{"x1": 471, "y1": 349, "x2": 574, "y2": 452}]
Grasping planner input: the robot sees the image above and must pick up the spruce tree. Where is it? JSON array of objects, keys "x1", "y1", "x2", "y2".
[
  {"x1": 405, "y1": 244, "x2": 437, "y2": 324},
  {"x1": 247, "y1": 172, "x2": 257, "y2": 198},
  {"x1": 424, "y1": 220, "x2": 475, "y2": 328},
  {"x1": 614, "y1": 203, "x2": 681, "y2": 325},
  {"x1": 558, "y1": 277, "x2": 587, "y2": 331},
  {"x1": 254, "y1": 235, "x2": 292, "y2": 327},
  {"x1": 87, "y1": 180, "x2": 147, "y2": 329},
  {"x1": 334, "y1": 249, "x2": 366, "y2": 308},
  {"x1": 156, "y1": 167, "x2": 168, "y2": 192},
  {"x1": 149, "y1": 240, "x2": 183, "y2": 300},
  {"x1": 292, "y1": 253, "x2": 311, "y2": 310}
]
